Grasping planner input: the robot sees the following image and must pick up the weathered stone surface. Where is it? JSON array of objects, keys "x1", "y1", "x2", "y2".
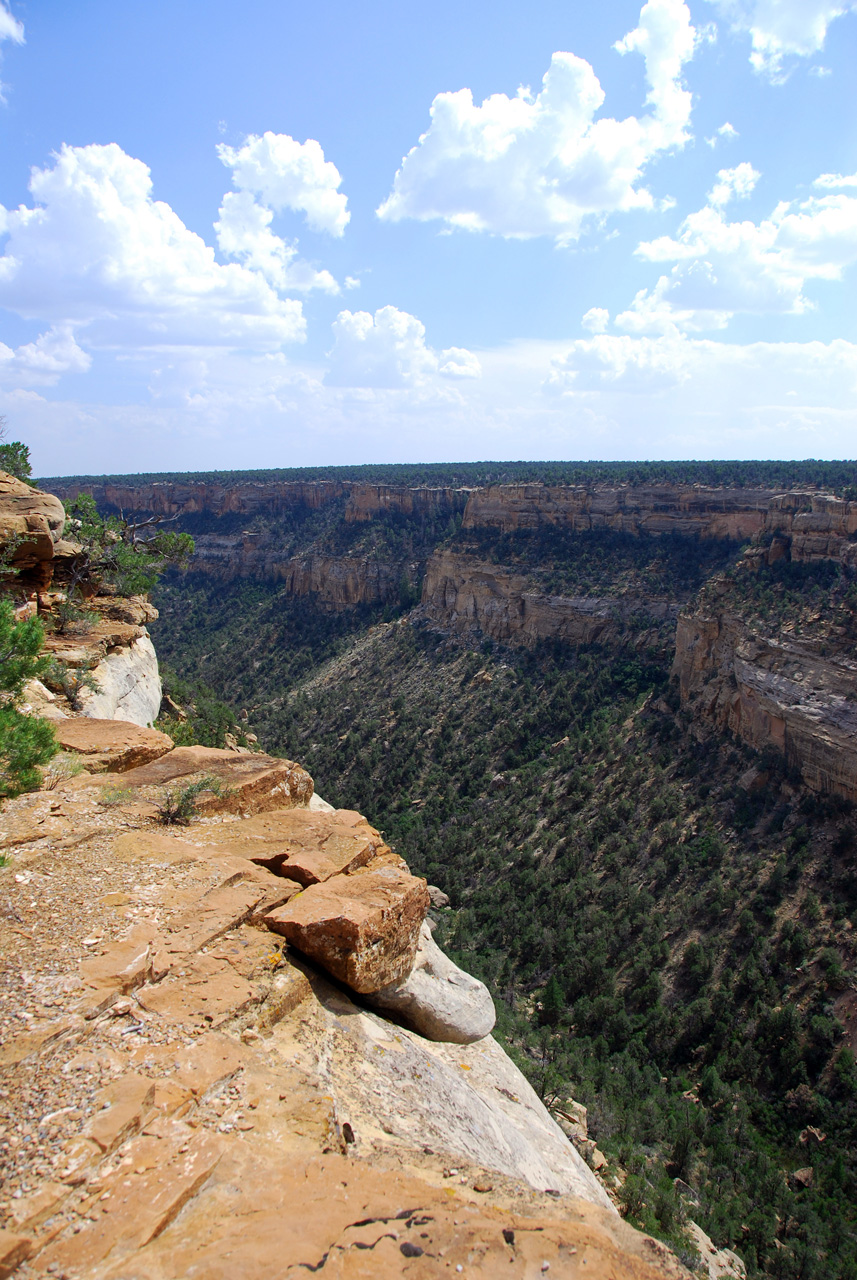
[
  {"x1": 0, "y1": 471, "x2": 65, "y2": 592},
  {"x1": 0, "y1": 1229, "x2": 33, "y2": 1279},
  {"x1": 84, "y1": 1073, "x2": 156, "y2": 1153},
  {"x1": 260, "y1": 828, "x2": 376, "y2": 886},
  {"x1": 687, "y1": 1220, "x2": 747, "y2": 1280},
  {"x1": 366, "y1": 921, "x2": 496, "y2": 1043},
  {"x1": 78, "y1": 634, "x2": 163, "y2": 726},
  {"x1": 53, "y1": 717, "x2": 174, "y2": 772},
  {"x1": 265, "y1": 865, "x2": 430, "y2": 992},
  {"x1": 462, "y1": 482, "x2": 775, "y2": 539},
  {"x1": 674, "y1": 609, "x2": 857, "y2": 801},
  {"x1": 112, "y1": 744, "x2": 314, "y2": 813},
  {"x1": 137, "y1": 953, "x2": 261, "y2": 1026},
  {"x1": 421, "y1": 550, "x2": 677, "y2": 649}
]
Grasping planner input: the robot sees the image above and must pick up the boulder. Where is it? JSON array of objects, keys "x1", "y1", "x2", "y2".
[
  {"x1": 0, "y1": 471, "x2": 65, "y2": 592},
  {"x1": 53, "y1": 718, "x2": 174, "y2": 772},
  {"x1": 107, "y1": 745, "x2": 314, "y2": 814},
  {"x1": 264, "y1": 865, "x2": 430, "y2": 993},
  {"x1": 365, "y1": 920, "x2": 495, "y2": 1043}
]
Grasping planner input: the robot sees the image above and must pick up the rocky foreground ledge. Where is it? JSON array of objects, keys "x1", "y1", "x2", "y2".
[{"x1": 0, "y1": 725, "x2": 690, "y2": 1279}]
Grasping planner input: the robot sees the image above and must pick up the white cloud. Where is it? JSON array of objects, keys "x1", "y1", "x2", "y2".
[
  {"x1": 438, "y1": 346, "x2": 482, "y2": 378},
  {"x1": 217, "y1": 132, "x2": 349, "y2": 237},
  {"x1": 815, "y1": 171, "x2": 857, "y2": 188},
  {"x1": 707, "y1": 161, "x2": 760, "y2": 206},
  {"x1": 582, "y1": 307, "x2": 610, "y2": 333},
  {"x1": 616, "y1": 170, "x2": 857, "y2": 330},
  {"x1": 0, "y1": 142, "x2": 306, "y2": 372},
  {"x1": 326, "y1": 306, "x2": 480, "y2": 387},
  {"x1": 706, "y1": 0, "x2": 857, "y2": 80},
  {"x1": 705, "y1": 121, "x2": 739, "y2": 147},
  {"x1": 214, "y1": 190, "x2": 338, "y2": 293},
  {"x1": 0, "y1": 325, "x2": 90, "y2": 386},
  {"x1": 377, "y1": 0, "x2": 696, "y2": 244},
  {"x1": 0, "y1": 1, "x2": 23, "y2": 103}
]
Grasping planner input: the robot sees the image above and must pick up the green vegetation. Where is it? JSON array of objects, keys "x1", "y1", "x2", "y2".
[
  {"x1": 0, "y1": 598, "x2": 57, "y2": 797},
  {"x1": 155, "y1": 665, "x2": 256, "y2": 749},
  {"x1": 151, "y1": 574, "x2": 857, "y2": 1278},
  {"x1": 62, "y1": 493, "x2": 195, "y2": 599},
  {"x1": 0, "y1": 419, "x2": 33, "y2": 484},
  {"x1": 39, "y1": 457, "x2": 857, "y2": 494},
  {"x1": 154, "y1": 774, "x2": 225, "y2": 825}
]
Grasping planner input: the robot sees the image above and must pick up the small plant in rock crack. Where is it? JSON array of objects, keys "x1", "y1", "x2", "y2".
[
  {"x1": 44, "y1": 661, "x2": 102, "y2": 712},
  {"x1": 42, "y1": 752, "x2": 86, "y2": 790},
  {"x1": 49, "y1": 590, "x2": 100, "y2": 637},
  {"x1": 97, "y1": 783, "x2": 133, "y2": 806},
  {"x1": 155, "y1": 774, "x2": 225, "y2": 825}
]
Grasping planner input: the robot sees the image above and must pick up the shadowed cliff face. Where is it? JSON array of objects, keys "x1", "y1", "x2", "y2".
[{"x1": 48, "y1": 475, "x2": 857, "y2": 801}]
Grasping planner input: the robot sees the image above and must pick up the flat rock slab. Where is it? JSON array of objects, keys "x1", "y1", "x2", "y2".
[
  {"x1": 53, "y1": 718, "x2": 174, "y2": 773},
  {"x1": 265, "y1": 865, "x2": 430, "y2": 993},
  {"x1": 115, "y1": 746, "x2": 314, "y2": 815},
  {"x1": 137, "y1": 954, "x2": 260, "y2": 1027}
]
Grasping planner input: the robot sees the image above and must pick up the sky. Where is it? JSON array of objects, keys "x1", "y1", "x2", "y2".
[{"x1": 0, "y1": 0, "x2": 855, "y2": 476}]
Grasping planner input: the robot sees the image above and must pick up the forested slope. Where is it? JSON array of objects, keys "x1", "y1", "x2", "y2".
[{"x1": 150, "y1": 573, "x2": 857, "y2": 1278}]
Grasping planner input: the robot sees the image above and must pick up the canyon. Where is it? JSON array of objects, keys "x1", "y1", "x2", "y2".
[{"x1": 48, "y1": 474, "x2": 857, "y2": 804}]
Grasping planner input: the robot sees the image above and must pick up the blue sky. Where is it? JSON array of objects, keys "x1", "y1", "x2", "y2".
[{"x1": 0, "y1": 0, "x2": 855, "y2": 475}]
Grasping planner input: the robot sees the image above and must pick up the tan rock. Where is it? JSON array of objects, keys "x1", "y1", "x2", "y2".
[
  {"x1": 0, "y1": 1229, "x2": 33, "y2": 1280},
  {"x1": 136, "y1": 953, "x2": 261, "y2": 1027},
  {"x1": 84, "y1": 1073, "x2": 156, "y2": 1153},
  {"x1": 265, "y1": 865, "x2": 430, "y2": 993},
  {"x1": 5, "y1": 1181, "x2": 68, "y2": 1232},
  {"x1": 79, "y1": 922, "x2": 164, "y2": 995},
  {"x1": 113, "y1": 745, "x2": 314, "y2": 814},
  {"x1": 53, "y1": 717, "x2": 174, "y2": 772}
]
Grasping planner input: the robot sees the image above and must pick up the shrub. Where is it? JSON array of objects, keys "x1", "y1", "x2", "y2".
[
  {"x1": 155, "y1": 775, "x2": 225, "y2": 825},
  {"x1": 0, "y1": 598, "x2": 57, "y2": 797}
]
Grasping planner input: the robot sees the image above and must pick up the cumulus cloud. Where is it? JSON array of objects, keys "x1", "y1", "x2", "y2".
[
  {"x1": 615, "y1": 167, "x2": 857, "y2": 331},
  {"x1": 582, "y1": 307, "x2": 610, "y2": 333},
  {"x1": 545, "y1": 331, "x2": 857, "y2": 412},
  {"x1": 214, "y1": 190, "x2": 338, "y2": 293},
  {"x1": 326, "y1": 306, "x2": 481, "y2": 387},
  {"x1": 0, "y1": 142, "x2": 305, "y2": 374},
  {"x1": 217, "y1": 132, "x2": 349, "y2": 237},
  {"x1": 0, "y1": 325, "x2": 90, "y2": 386},
  {"x1": 706, "y1": 0, "x2": 857, "y2": 80},
  {"x1": 377, "y1": 0, "x2": 696, "y2": 243},
  {"x1": 705, "y1": 121, "x2": 739, "y2": 147}
]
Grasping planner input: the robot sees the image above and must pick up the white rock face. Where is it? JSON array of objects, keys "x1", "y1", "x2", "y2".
[
  {"x1": 280, "y1": 979, "x2": 613, "y2": 1207},
  {"x1": 78, "y1": 634, "x2": 162, "y2": 727},
  {"x1": 366, "y1": 921, "x2": 496, "y2": 1043}
]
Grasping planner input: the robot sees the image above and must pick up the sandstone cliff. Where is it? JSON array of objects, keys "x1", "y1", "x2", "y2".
[
  {"x1": 461, "y1": 483, "x2": 777, "y2": 539},
  {"x1": 0, "y1": 723, "x2": 690, "y2": 1279},
  {"x1": 421, "y1": 550, "x2": 677, "y2": 649}
]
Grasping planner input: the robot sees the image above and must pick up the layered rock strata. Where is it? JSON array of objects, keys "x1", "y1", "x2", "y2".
[
  {"x1": 0, "y1": 731, "x2": 696, "y2": 1280},
  {"x1": 674, "y1": 609, "x2": 857, "y2": 801},
  {"x1": 461, "y1": 484, "x2": 777, "y2": 539},
  {"x1": 421, "y1": 550, "x2": 676, "y2": 649}
]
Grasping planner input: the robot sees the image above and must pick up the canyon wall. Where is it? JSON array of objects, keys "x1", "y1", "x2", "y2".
[
  {"x1": 461, "y1": 483, "x2": 778, "y2": 539},
  {"x1": 421, "y1": 550, "x2": 677, "y2": 649},
  {"x1": 674, "y1": 607, "x2": 857, "y2": 801}
]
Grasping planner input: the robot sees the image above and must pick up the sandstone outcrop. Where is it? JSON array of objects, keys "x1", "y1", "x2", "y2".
[
  {"x1": 265, "y1": 864, "x2": 431, "y2": 991},
  {"x1": 461, "y1": 483, "x2": 776, "y2": 539},
  {"x1": 366, "y1": 919, "x2": 496, "y2": 1043},
  {"x1": 674, "y1": 608, "x2": 857, "y2": 801},
  {"x1": 0, "y1": 471, "x2": 66, "y2": 594},
  {"x1": 103, "y1": 744, "x2": 315, "y2": 814},
  {"x1": 421, "y1": 550, "x2": 676, "y2": 649},
  {"x1": 53, "y1": 718, "x2": 174, "y2": 772},
  {"x1": 0, "y1": 744, "x2": 696, "y2": 1280}
]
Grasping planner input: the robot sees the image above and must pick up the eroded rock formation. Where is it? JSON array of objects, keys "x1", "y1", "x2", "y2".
[
  {"x1": 0, "y1": 730, "x2": 697, "y2": 1279},
  {"x1": 421, "y1": 550, "x2": 676, "y2": 649}
]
